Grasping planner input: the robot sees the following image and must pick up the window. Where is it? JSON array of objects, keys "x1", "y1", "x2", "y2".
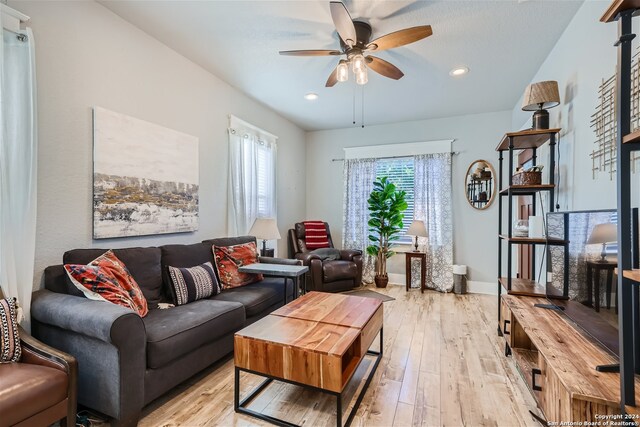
[
  {"x1": 255, "y1": 141, "x2": 276, "y2": 217},
  {"x1": 228, "y1": 115, "x2": 277, "y2": 235},
  {"x1": 375, "y1": 157, "x2": 415, "y2": 243}
]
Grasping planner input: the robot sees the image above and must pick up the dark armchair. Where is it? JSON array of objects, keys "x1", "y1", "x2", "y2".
[
  {"x1": 288, "y1": 222, "x2": 363, "y2": 293},
  {"x1": 0, "y1": 290, "x2": 77, "y2": 427}
]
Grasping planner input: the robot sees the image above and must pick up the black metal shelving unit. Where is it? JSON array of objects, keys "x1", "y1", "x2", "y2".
[
  {"x1": 496, "y1": 129, "x2": 569, "y2": 334},
  {"x1": 601, "y1": 0, "x2": 640, "y2": 412}
]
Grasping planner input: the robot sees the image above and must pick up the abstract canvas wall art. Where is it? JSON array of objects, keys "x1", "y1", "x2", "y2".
[{"x1": 93, "y1": 107, "x2": 199, "y2": 239}]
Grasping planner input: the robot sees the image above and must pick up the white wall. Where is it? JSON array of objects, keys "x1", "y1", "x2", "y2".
[
  {"x1": 9, "y1": 1, "x2": 306, "y2": 289},
  {"x1": 305, "y1": 111, "x2": 512, "y2": 284},
  {"x1": 511, "y1": 0, "x2": 639, "y2": 211}
]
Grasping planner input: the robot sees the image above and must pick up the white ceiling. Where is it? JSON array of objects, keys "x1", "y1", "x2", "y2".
[{"x1": 100, "y1": 0, "x2": 584, "y2": 131}]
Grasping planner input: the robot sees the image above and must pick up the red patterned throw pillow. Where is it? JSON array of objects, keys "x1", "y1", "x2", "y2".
[
  {"x1": 213, "y1": 242, "x2": 263, "y2": 289},
  {"x1": 0, "y1": 297, "x2": 21, "y2": 363},
  {"x1": 64, "y1": 250, "x2": 149, "y2": 317}
]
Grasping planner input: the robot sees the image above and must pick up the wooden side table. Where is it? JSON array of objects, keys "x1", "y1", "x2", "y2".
[
  {"x1": 405, "y1": 251, "x2": 427, "y2": 293},
  {"x1": 585, "y1": 260, "x2": 617, "y2": 313}
]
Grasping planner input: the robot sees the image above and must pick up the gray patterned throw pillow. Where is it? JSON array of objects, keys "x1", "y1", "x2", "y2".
[{"x1": 168, "y1": 262, "x2": 221, "y2": 306}]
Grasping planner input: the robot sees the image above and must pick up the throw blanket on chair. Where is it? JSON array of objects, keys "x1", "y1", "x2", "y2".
[{"x1": 303, "y1": 221, "x2": 330, "y2": 249}]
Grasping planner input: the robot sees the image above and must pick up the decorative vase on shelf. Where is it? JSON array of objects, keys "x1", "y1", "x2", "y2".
[{"x1": 514, "y1": 220, "x2": 529, "y2": 237}]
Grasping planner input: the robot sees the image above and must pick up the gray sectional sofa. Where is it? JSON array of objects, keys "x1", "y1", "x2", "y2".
[{"x1": 30, "y1": 236, "x2": 297, "y2": 426}]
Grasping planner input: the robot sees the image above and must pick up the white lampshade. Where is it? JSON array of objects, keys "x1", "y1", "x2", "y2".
[
  {"x1": 406, "y1": 220, "x2": 428, "y2": 237},
  {"x1": 587, "y1": 223, "x2": 617, "y2": 245},
  {"x1": 248, "y1": 218, "x2": 281, "y2": 240}
]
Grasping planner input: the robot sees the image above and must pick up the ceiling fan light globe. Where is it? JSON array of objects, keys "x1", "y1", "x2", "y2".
[
  {"x1": 356, "y1": 67, "x2": 368, "y2": 85},
  {"x1": 337, "y1": 61, "x2": 349, "y2": 82},
  {"x1": 352, "y1": 54, "x2": 366, "y2": 73}
]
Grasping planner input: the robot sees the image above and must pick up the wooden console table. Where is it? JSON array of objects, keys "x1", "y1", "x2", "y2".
[
  {"x1": 405, "y1": 251, "x2": 426, "y2": 293},
  {"x1": 500, "y1": 294, "x2": 640, "y2": 422}
]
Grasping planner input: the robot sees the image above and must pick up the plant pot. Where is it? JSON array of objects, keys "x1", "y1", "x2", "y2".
[{"x1": 374, "y1": 275, "x2": 389, "y2": 288}]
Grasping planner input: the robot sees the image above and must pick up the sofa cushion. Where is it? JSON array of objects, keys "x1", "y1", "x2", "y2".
[
  {"x1": 64, "y1": 250, "x2": 149, "y2": 317},
  {"x1": 310, "y1": 248, "x2": 341, "y2": 261},
  {"x1": 44, "y1": 265, "x2": 83, "y2": 296},
  {"x1": 0, "y1": 363, "x2": 68, "y2": 426},
  {"x1": 143, "y1": 299, "x2": 244, "y2": 369},
  {"x1": 64, "y1": 247, "x2": 163, "y2": 307},
  {"x1": 211, "y1": 277, "x2": 287, "y2": 317},
  {"x1": 167, "y1": 262, "x2": 221, "y2": 306},
  {"x1": 203, "y1": 236, "x2": 256, "y2": 248},
  {"x1": 323, "y1": 260, "x2": 358, "y2": 282}
]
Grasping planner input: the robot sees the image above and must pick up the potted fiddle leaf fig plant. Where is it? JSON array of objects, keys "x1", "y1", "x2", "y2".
[{"x1": 366, "y1": 176, "x2": 408, "y2": 288}]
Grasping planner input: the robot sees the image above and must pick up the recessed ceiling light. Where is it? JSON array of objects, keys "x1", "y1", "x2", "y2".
[
  {"x1": 304, "y1": 93, "x2": 318, "y2": 100},
  {"x1": 449, "y1": 67, "x2": 469, "y2": 77}
]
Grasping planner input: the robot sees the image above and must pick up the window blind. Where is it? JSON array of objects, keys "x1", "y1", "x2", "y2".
[
  {"x1": 256, "y1": 143, "x2": 273, "y2": 217},
  {"x1": 375, "y1": 157, "x2": 414, "y2": 243}
]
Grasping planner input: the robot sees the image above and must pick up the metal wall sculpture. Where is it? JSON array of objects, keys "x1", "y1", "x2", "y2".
[{"x1": 590, "y1": 49, "x2": 640, "y2": 179}]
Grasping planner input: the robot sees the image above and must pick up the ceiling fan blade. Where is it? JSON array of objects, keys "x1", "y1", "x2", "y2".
[
  {"x1": 330, "y1": 1, "x2": 357, "y2": 47},
  {"x1": 366, "y1": 25, "x2": 433, "y2": 51},
  {"x1": 279, "y1": 49, "x2": 342, "y2": 56},
  {"x1": 366, "y1": 56, "x2": 404, "y2": 80},
  {"x1": 325, "y1": 67, "x2": 339, "y2": 87}
]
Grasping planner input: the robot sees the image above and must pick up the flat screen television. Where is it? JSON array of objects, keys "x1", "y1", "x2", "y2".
[{"x1": 545, "y1": 209, "x2": 621, "y2": 358}]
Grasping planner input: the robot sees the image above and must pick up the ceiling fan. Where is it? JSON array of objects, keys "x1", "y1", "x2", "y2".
[{"x1": 279, "y1": 1, "x2": 433, "y2": 87}]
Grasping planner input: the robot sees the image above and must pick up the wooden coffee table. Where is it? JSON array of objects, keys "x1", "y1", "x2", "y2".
[{"x1": 234, "y1": 291, "x2": 384, "y2": 427}]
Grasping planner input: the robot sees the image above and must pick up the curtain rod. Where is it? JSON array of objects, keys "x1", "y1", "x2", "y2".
[
  {"x1": 332, "y1": 152, "x2": 460, "y2": 162},
  {"x1": 1, "y1": 4, "x2": 30, "y2": 23},
  {"x1": 227, "y1": 114, "x2": 278, "y2": 140}
]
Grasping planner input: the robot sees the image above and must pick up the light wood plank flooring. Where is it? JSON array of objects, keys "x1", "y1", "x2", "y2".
[{"x1": 133, "y1": 285, "x2": 541, "y2": 426}]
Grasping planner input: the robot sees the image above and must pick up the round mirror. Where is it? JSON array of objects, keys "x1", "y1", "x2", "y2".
[{"x1": 465, "y1": 160, "x2": 496, "y2": 210}]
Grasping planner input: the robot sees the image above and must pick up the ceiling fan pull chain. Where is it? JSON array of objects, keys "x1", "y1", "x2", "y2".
[
  {"x1": 361, "y1": 85, "x2": 365, "y2": 128},
  {"x1": 353, "y1": 82, "x2": 356, "y2": 125}
]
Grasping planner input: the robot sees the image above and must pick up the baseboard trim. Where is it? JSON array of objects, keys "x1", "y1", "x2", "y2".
[
  {"x1": 467, "y1": 280, "x2": 497, "y2": 295},
  {"x1": 384, "y1": 275, "x2": 496, "y2": 295},
  {"x1": 388, "y1": 273, "x2": 405, "y2": 285}
]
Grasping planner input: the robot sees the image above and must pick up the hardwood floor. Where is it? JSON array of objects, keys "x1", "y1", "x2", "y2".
[{"x1": 138, "y1": 285, "x2": 541, "y2": 426}]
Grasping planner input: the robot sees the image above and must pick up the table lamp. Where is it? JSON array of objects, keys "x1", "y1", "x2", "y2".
[
  {"x1": 248, "y1": 218, "x2": 281, "y2": 257},
  {"x1": 521, "y1": 80, "x2": 560, "y2": 130},
  {"x1": 406, "y1": 220, "x2": 428, "y2": 252},
  {"x1": 587, "y1": 223, "x2": 617, "y2": 262}
]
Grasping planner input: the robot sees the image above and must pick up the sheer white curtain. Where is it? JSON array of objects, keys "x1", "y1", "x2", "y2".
[
  {"x1": 0, "y1": 21, "x2": 38, "y2": 329},
  {"x1": 414, "y1": 153, "x2": 453, "y2": 292},
  {"x1": 342, "y1": 158, "x2": 377, "y2": 283},
  {"x1": 227, "y1": 115, "x2": 277, "y2": 236}
]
